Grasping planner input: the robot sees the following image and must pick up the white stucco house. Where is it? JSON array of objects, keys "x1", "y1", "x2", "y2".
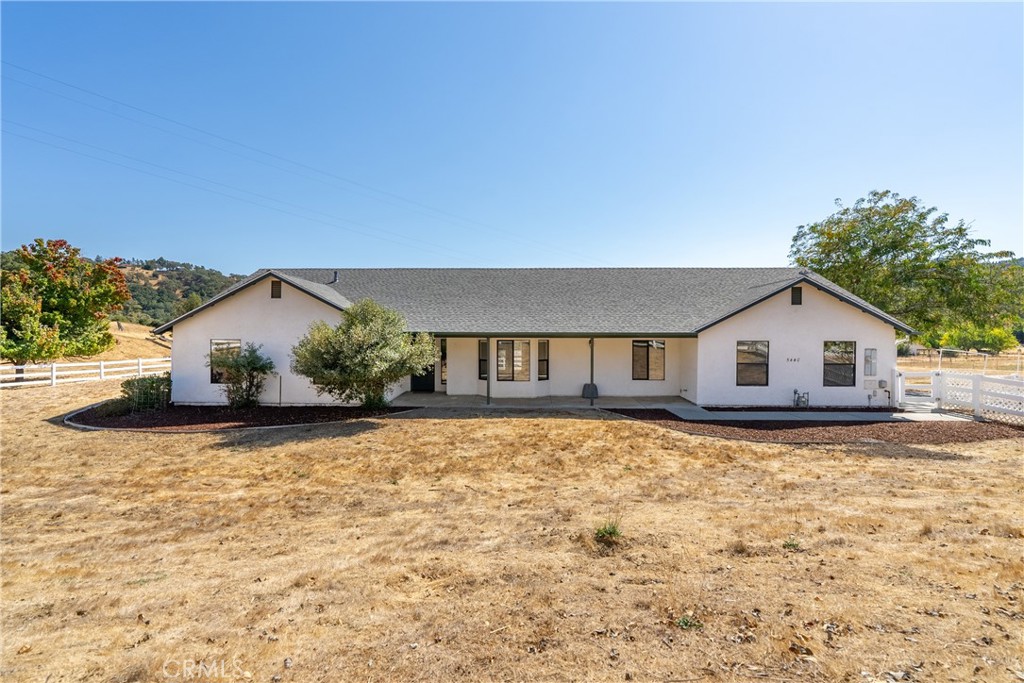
[{"x1": 153, "y1": 268, "x2": 914, "y2": 408}]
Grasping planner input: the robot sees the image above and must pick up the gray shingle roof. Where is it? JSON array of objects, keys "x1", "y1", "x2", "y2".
[{"x1": 154, "y1": 267, "x2": 913, "y2": 335}]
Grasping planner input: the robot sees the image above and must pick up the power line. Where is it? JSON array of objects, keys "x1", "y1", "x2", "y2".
[
  {"x1": 3, "y1": 128, "x2": 504, "y2": 265},
  {"x1": 3, "y1": 118, "x2": 497, "y2": 264},
  {"x1": 3, "y1": 61, "x2": 616, "y2": 266}
]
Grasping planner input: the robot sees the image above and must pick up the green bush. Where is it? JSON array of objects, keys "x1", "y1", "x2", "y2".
[
  {"x1": 594, "y1": 520, "x2": 622, "y2": 546},
  {"x1": 120, "y1": 372, "x2": 172, "y2": 412},
  {"x1": 291, "y1": 299, "x2": 435, "y2": 409},
  {"x1": 207, "y1": 343, "x2": 275, "y2": 409}
]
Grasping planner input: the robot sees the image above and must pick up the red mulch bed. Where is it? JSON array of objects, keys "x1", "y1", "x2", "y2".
[
  {"x1": 71, "y1": 404, "x2": 416, "y2": 432},
  {"x1": 607, "y1": 409, "x2": 1024, "y2": 445}
]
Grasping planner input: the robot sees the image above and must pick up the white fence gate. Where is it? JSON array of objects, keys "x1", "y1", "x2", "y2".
[
  {"x1": 0, "y1": 357, "x2": 171, "y2": 388},
  {"x1": 894, "y1": 370, "x2": 1024, "y2": 425}
]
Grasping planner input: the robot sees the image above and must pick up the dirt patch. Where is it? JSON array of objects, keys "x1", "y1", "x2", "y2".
[
  {"x1": 608, "y1": 408, "x2": 1024, "y2": 444},
  {"x1": 71, "y1": 403, "x2": 416, "y2": 431}
]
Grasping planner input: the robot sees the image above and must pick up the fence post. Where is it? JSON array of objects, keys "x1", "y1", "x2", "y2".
[
  {"x1": 99, "y1": 360, "x2": 105, "y2": 380},
  {"x1": 137, "y1": 358, "x2": 144, "y2": 377},
  {"x1": 972, "y1": 374, "x2": 982, "y2": 418},
  {"x1": 932, "y1": 371, "x2": 943, "y2": 408},
  {"x1": 50, "y1": 363, "x2": 57, "y2": 387}
]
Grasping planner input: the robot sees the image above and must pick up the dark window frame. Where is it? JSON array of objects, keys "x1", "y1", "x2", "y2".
[
  {"x1": 791, "y1": 286, "x2": 802, "y2": 305},
  {"x1": 478, "y1": 339, "x2": 488, "y2": 380},
  {"x1": 823, "y1": 341, "x2": 856, "y2": 387},
  {"x1": 271, "y1": 280, "x2": 282, "y2": 299},
  {"x1": 538, "y1": 340, "x2": 549, "y2": 381},
  {"x1": 736, "y1": 340, "x2": 769, "y2": 386},
  {"x1": 632, "y1": 339, "x2": 666, "y2": 381},
  {"x1": 496, "y1": 339, "x2": 530, "y2": 382},
  {"x1": 209, "y1": 339, "x2": 241, "y2": 384},
  {"x1": 440, "y1": 339, "x2": 447, "y2": 385}
]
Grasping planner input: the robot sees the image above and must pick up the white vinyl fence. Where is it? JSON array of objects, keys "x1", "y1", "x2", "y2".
[
  {"x1": 0, "y1": 357, "x2": 171, "y2": 388},
  {"x1": 894, "y1": 370, "x2": 1024, "y2": 425}
]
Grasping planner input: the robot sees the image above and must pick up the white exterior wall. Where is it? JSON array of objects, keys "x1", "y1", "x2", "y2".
[
  {"x1": 169, "y1": 279, "x2": 410, "y2": 405},
  {"x1": 441, "y1": 337, "x2": 695, "y2": 399},
  {"x1": 694, "y1": 286, "x2": 898, "y2": 407}
]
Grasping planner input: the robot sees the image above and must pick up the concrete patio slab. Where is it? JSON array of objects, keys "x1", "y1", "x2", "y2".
[{"x1": 390, "y1": 393, "x2": 974, "y2": 422}]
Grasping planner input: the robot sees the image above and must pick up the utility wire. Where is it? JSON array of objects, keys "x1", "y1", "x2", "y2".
[
  {"x1": 3, "y1": 118, "x2": 498, "y2": 265},
  {"x1": 3, "y1": 128, "x2": 504, "y2": 265},
  {"x1": 3, "y1": 61, "x2": 616, "y2": 266}
]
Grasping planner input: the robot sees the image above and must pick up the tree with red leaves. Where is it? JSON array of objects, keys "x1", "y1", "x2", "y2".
[{"x1": 1, "y1": 239, "x2": 130, "y2": 365}]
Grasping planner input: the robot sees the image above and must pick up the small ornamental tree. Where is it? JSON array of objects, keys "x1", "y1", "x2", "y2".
[
  {"x1": 0, "y1": 239, "x2": 129, "y2": 365},
  {"x1": 291, "y1": 299, "x2": 435, "y2": 409},
  {"x1": 207, "y1": 343, "x2": 276, "y2": 409}
]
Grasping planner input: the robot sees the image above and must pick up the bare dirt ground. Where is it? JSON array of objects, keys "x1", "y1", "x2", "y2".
[{"x1": 2, "y1": 381, "x2": 1022, "y2": 683}]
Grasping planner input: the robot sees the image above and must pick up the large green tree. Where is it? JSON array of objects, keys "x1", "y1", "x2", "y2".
[
  {"x1": 291, "y1": 299, "x2": 436, "y2": 409},
  {"x1": 789, "y1": 190, "x2": 1023, "y2": 340},
  {"x1": 1, "y1": 239, "x2": 130, "y2": 364}
]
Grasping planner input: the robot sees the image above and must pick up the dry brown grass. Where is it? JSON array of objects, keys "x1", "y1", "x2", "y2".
[
  {"x1": 898, "y1": 350, "x2": 1023, "y2": 376},
  {"x1": 2, "y1": 382, "x2": 1023, "y2": 682},
  {"x1": 1, "y1": 322, "x2": 170, "y2": 366}
]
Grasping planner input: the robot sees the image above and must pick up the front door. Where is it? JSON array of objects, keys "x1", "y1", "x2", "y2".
[{"x1": 411, "y1": 364, "x2": 435, "y2": 392}]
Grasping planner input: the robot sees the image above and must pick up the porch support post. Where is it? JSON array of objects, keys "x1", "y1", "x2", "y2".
[
  {"x1": 485, "y1": 336, "x2": 491, "y2": 405},
  {"x1": 589, "y1": 337, "x2": 595, "y2": 406}
]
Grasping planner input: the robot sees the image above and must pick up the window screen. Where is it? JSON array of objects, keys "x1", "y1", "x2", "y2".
[
  {"x1": 478, "y1": 340, "x2": 488, "y2": 380},
  {"x1": 824, "y1": 341, "x2": 856, "y2": 386},
  {"x1": 736, "y1": 340, "x2": 769, "y2": 386},
  {"x1": 497, "y1": 340, "x2": 530, "y2": 381},
  {"x1": 864, "y1": 347, "x2": 877, "y2": 377},
  {"x1": 632, "y1": 340, "x2": 665, "y2": 380},
  {"x1": 210, "y1": 339, "x2": 241, "y2": 384},
  {"x1": 538, "y1": 340, "x2": 549, "y2": 381}
]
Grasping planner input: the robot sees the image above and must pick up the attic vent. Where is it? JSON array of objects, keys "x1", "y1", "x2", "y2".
[
  {"x1": 791, "y1": 286, "x2": 802, "y2": 305},
  {"x1": 271, "y1": 280, "x2": 282, "y2": 299},
  {"x1": 328, "y1": 270, "x2": 339, "y2": 284}
]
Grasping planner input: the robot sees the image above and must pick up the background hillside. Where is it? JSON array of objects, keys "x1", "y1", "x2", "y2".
[{"x1": 112, "y1": 257, "x2": 245, "y2": 326}]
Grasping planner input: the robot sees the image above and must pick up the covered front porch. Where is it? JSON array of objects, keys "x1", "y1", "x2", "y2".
[{"x1": 418, "y1": 335, "x2": 699, "y2": 401}]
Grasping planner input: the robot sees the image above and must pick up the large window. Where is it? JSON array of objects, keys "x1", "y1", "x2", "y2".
[
  {"x1": 497, "y1": 340, "x2": 530, "y2": 381},
  {"x1": 736, "y1": 340, "x2": 769, "y2": 386},
  {"x1": 632, "y1": 340, "x2": 665, "y2": 380},
  {"x1": 824, "y1": 341, "x2": 856, "y2": 386},
  {"x1": 478, "y1": 340, "x2": 488, "y2": 380},
  {"x1": 538, "y1": 340, "x2": 549, "y2": 381},
  {"x1": 210, "y1": 339, "x2": 241, "y2": 384}
]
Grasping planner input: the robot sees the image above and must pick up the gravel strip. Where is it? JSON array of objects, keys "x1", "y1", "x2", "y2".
[{"x1": 607, "y1": 409, "x2": 1024, "y2": 444}]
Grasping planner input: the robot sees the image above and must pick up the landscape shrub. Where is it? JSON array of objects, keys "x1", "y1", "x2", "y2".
[
  {"x1": 120, "y1": 372, "x2": 172, "y2": 412},
  {"x1": 208, "y1": 343, "x2": 275, "y2": 409}
]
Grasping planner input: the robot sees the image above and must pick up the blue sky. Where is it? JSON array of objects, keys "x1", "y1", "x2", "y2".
[{"x1": 2, "y1": 2, "x2": 1021, "y2": 275}]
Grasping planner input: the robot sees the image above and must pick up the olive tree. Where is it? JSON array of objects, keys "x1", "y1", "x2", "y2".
[{"x1": 290, "y1": 299, "x2": 435, "y2": 409}]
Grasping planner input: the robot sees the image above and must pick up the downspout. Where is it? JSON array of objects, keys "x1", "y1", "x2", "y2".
[
  {"x1": 486, "y1": 336, "x2": 491, "y2": 405},
  {"x1": 589, "y1": 337, "x2": 595, "y2": 407}
]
